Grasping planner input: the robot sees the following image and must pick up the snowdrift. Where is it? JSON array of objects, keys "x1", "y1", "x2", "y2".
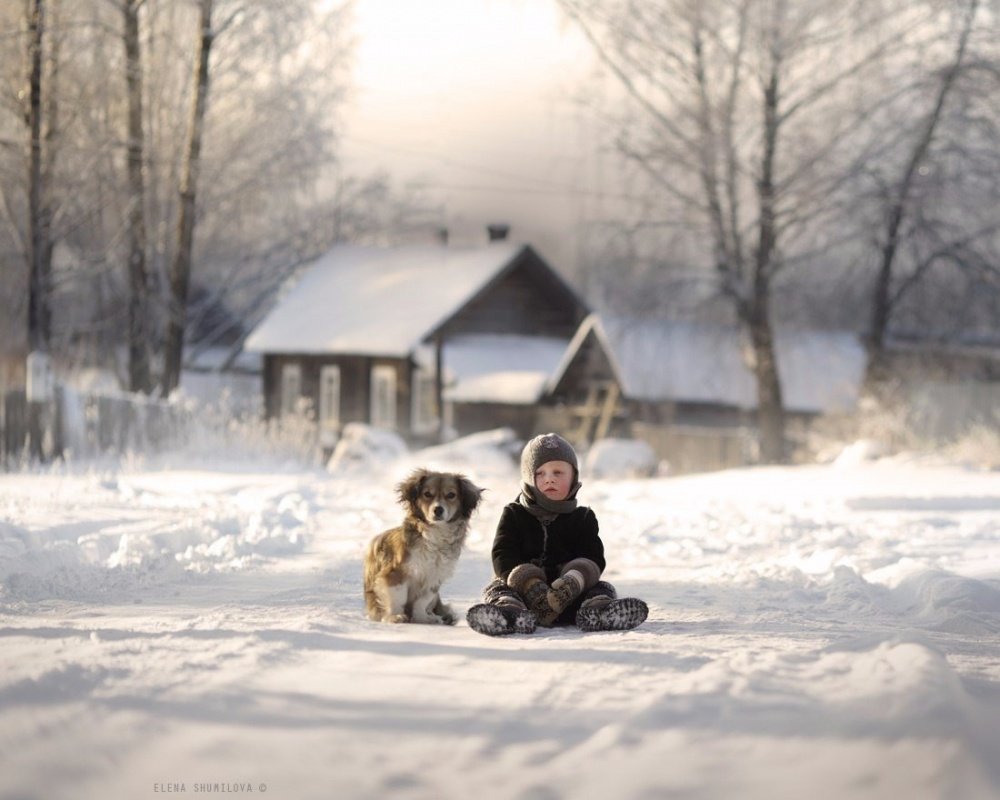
[{"x1": 1, "y1": 438, "x2": 999, "y2": 800}]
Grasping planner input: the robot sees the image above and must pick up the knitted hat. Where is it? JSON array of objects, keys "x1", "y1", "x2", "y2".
[{"x1": 520, "y1": 432, "x2": 579, "y2": 485}]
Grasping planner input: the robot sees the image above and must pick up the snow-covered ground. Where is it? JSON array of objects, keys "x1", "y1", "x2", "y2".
[{"x1": 1, "y1": 434, "x2": 999, "y2": 800}]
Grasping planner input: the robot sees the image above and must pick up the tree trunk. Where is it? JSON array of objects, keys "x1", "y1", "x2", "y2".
[
  {"x1": 750, "y1": 64, "x2": 786, "y2": 464},
  {"x1": 26, "y1": 0, "x2": 51, "y2": 353},
  {"x1": 124, "y1": 0, "x2": 153, "y2": 394},
  {"x1": 41, "y1": 0, "x2": 59, "y2": 288},
  {"x1": 162, "y1": 0, "x2": 213, "y2": 398},
  {"x1": 748, "y1": 301, "x2": 784, "y2": 463}
]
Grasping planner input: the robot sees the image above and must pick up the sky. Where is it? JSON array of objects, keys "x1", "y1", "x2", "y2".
[{"x1": 338, "y1": 0, "x2": 609, "y2": 270}]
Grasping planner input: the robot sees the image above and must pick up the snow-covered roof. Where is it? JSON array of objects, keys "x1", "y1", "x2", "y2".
[
  {"x1": 546, "y1": 314, "x2": 626, "y2": 396},
  {"x1": 597, "y1": 317, "x2": 865, "y2": 414},
  {"x1": 244, "y1": 242, "x2": 524, "y2": 357},
  {"x1": 444, "y1": 334, "x2": 570, "y2": 404}
]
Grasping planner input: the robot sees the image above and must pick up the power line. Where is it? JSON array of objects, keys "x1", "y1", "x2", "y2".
[{"x1": 342, "y1": 134, "x2": 644, "y2": 201}]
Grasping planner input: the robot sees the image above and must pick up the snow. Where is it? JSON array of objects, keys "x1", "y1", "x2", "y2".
[
  {"x1": 1, "y1": 436, "x2": 999, "y2": 800},
  {"x1": 600, "y1": 317, "x2": 866, "y2": 414},
  {"x1": 326, "y1": 422, "x2": 408, "y2": 474},
  {"x1": 444, "y1": 334, "x2": 570, "y2": 403},
  {"x1": 584, "y1": 437, "x2": 659, "y2": 478},
  {"x1": 243, "y1": 242, "x2": 523, "y2": 357}
]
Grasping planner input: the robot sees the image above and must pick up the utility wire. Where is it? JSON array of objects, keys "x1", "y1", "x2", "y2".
[{"x1": 341, "y1": 133, "x2": 645, "y2": 201}]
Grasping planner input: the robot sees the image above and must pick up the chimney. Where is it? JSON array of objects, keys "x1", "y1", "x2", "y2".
[{"x1": 487, "y1": 223, "x2": 510, "y2": 242}]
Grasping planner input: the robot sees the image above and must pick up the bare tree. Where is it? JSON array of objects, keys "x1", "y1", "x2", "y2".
[
  {"x1": 559, "y1": 0, "x2": 950, "y2": 462},
  {"x1": 0, "y1": 0, "x2": 402, "y2": 397},
  {"x1": 162, "y1": 0, "x2": 213, "y2": 398},
  {"x1": 862, "y1": 0, "x2": 988, "y2": 387}
]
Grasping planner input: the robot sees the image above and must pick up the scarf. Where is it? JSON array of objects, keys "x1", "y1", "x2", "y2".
[{"x1": 517, "y1": 480, "x2": 582, "y2": 525}]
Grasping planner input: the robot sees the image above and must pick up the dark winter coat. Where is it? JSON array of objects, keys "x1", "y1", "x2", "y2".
[{"x1": 491, "y1": 501, "x2": 606, "y2": 583}]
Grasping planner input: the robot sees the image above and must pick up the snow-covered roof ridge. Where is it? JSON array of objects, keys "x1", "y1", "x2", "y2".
[
  {"x1": 244, "y1": 241, "x2": 525, "y2": 357},
  {"x1": 545, "y1": 313, "x2": 626, "y2": 396}
]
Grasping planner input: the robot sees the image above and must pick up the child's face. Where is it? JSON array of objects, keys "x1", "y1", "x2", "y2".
[{"x1": 534, "y1": 460, "x2": 574, "y2": 502}]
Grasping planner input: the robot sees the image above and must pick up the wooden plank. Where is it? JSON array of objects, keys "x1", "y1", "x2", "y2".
[
  {"x1": 593, "y1": 382, "x2": 620, "y2": 441},
  {"x1": 569, "y1": 383, "x2": 601, "y2": 444}
]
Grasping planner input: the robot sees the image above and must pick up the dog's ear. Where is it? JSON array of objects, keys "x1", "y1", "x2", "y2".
[
  {"x1": 456, "y1": 475, "x2": 484, "y2": 518},
  {"x1": 396, "y1": 469, "x2": 427, "y2": 508}
]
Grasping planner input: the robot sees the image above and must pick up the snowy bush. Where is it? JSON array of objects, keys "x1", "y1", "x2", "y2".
[
  {"x1": 946, "y1": 422, "x2": 1000, "y2": 470},
  {"x1": 852, "y1": 390, "x2": 927, "y2": 452},
  {"x1": 584, "y1": 438, "x2": 659, "y2": 479},
  {"x1": 848, "y1": 390, "x2": 1000, "y2": 469},
  {"x1": 183, "y1": 394, "x2": 322, "y2": 465},
  {"x1": 832, "y1": 438, "x2": 886, "y2": 467}
]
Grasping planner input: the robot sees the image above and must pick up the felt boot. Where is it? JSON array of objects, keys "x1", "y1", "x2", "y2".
[
  {"x1": 576, "y1": 597, "x2": 648, "y2": 632},
  {"x1": 467, "y1": 604, "x2": 537, "y2": 636}
]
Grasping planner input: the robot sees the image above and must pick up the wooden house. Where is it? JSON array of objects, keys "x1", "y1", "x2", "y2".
[{"x1": 243, "y1": 238, "x2": 590, "y2": 446}]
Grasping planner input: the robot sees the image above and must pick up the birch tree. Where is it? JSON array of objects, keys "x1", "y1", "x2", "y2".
[
  {"x1": 0, "y1": 0, "x2": 400, "y2": 395},
  {"x1": 162, "y1": 0, "x2": 213, "y2": 398}
]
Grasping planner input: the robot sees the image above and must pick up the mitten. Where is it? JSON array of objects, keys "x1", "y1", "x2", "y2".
[
  {"x1": 523, "y1": 580, "x2": 559, "y2": 626},
  {"x1": 507, "y1": 564, "x2": 558, "y2": 626},
  {"x1": 547, "y1": 570, "x2": 584, "y2": 612},
  {"x1": 547, "y1": 558, "x2": 602, "y2": 613}
]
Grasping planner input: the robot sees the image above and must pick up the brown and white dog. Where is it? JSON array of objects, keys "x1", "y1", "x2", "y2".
[{"x1": 364, "y1": 469, "x2": 483, "y2": 624}]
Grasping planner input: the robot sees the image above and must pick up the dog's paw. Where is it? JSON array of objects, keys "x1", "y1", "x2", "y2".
[
  {"x1": 438, "y1": 605, "x2": 459, "y2": 625},
  {"x1": 386, "y1": 613, "x2": 409, "y2": 624}
]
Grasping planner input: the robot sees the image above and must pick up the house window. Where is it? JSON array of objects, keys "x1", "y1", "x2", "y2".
[
  {"x1": 280, "y1": 363, "x2": 302, "y2": 417},
  {"x1": 411, "y1": 368, "x2": 437, "y2": 435},
  {"x1": 370, "y1": 365, "x2": 397, "y2": 429},
  {"x1": 319, "y1": 365, "x2": 341, "y2": 431}
]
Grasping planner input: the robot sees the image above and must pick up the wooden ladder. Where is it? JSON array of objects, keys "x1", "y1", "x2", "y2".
[{"x1": 570, "y1": 381, "x2": 620, "y2": 445}]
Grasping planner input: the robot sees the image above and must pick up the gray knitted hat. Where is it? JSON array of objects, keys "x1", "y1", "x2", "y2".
[{"x1": 520, "y1": 432, "x2": 579, "y2": 485}]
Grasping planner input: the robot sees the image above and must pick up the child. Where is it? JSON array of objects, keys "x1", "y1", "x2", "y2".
[{"x1": 467, "y1": 432, "x2": 648, "y2": 636}]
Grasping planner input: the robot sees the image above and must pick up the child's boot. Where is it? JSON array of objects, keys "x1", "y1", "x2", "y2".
[
  {"x1": 467, "y1": 604, "x2": 537, "y2": 636},
  {"x1": 576, "y1": 596, "x2": 648, "y2": 632}
]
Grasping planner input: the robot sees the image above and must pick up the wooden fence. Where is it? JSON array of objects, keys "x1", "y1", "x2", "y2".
[
  {"x1": 1, "y1": 386, "x2": 191, "y2": 466},
  {"x1": 631, "y1": 421, "x2": 756, "y2": 474}
]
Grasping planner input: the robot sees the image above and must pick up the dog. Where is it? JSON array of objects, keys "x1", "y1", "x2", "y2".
[{"x1": 364, "y1": 469, "x2": 483, "y2": 624}]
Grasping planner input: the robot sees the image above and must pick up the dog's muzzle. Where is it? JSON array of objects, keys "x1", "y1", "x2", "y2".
[{"x1": 433, "y1": 505, "x2": 445, "y2": 520}]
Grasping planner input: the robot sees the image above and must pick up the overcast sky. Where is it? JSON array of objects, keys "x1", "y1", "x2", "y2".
[{"x1": 338, "y1": 0, "x2": 610, "y2": 270}]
